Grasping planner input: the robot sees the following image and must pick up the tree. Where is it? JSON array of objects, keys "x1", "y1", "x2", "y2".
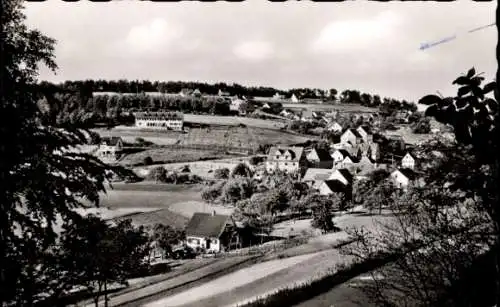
[
  {"x1": 147, "y1": 166, "x2": 167, "y2": 183},
  {"x1": 201, "y1": 182, "x2": 224, "y2": 204},
  {"x1": 152, "y1": 224, "x2": 185, "y2": 258},
  {"x1": 419, "y1": 68, "x2": 500, "y2": 304},
  {"x1": 0, "y1": 1, "x2": 132, "y2": 305},
  {"x1": 307, "y1": 194, "x2": 340, "y2": 233},
  {"x1": 412, "y1": 117, "x2": 432, "y2": 134},
  {"x1": 143, "y1": 156, "x2": 153, "y2": 165},
  {"x1": 231, "y1": 162, "x2": 253, "y2": 178},
  {"x1": 214, "y1": 168, "x2": 230, "y2": 179}
]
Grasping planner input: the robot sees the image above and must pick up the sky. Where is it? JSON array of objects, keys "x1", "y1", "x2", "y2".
[{"x1": 24, "y1": 1, "x2": 496, "y2": 102}]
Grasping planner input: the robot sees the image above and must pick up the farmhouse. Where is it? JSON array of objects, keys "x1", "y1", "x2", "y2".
[
  {"x1": 319, "y1": 180, "x2": 351, "y2": 198},
  {"x1": 390, "y1": 168, "x2": 420, "y2": 189},
  {"x1": 328, "y1": 168, "x2": 353, "y2": 186},
  {"x1": 356, "y1": 126, "x2": 373, "y2": 143},
  {"x1": 331, "y1": 149, "x2": 352, "y2": 165},
  {"x1": 266, "y1": 146, "x2": 306, "y2": 174},
  {"x1": 185, "y1": 212, "x2": 238, "y2": 253},
  {"x1": 340, "y1": 128, "x2": 364, "y2": 146},
  {"x1": 301, "y1": 168, "x2": 332, "y2": 189},
  {"x1": 401, "y1": 152, "x2": 417, "y2": 170},
  {"x1": 134, "y1": 111, "x2": 184, "y2": 131},
  {"x1": 306, "y1": 148, "x2": 334, "y2": 169},
  {"x1": 96, "y1": 137, "x2": 123, "y2": 161},
  {"x1": 290, "y1": 94, "x2": 300, "y2": 103},
  {"x1": 273, "y1": 92, "x2": 285, "y2": 100}
]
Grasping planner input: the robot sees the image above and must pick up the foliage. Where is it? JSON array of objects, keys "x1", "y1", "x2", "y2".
[
  {"x1": 214, "y1": 167, "x2": 230, "y2": 179},
  {"x1": 249, "y1": 156, "x2": 265, "y2": 166},
  {"x1": 231, "y1": 162, "x2": 253, "y2": 178},
  {"x1": 201, "y1": 181, "x2": 225, "y2": 204},
  {"x1": 412, "y1": 117, "x2": 432, "y2": 134},
  {"x1": 146, "y1": 166, "x2": 167, "y2": 182},
  {"x1": 59, "y1": 215, "x2": 151, "y2": 306},
  {"x1": 143, "y1": 156, "x2": 153, "y2": 165},
  {"x1": 0, "y1": 1, "x2": 133, "y2": 305},
  {"x1": 152, "y1": 223, "x2": 185, "y2": 257}
]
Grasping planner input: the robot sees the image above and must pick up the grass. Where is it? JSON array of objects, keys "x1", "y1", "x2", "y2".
[
  {"x1": 183, "y1": 114, "x2": 286, "y2": 130},
  {"x1": 119, "y1": 148, "x2": 237, "y2": 166},
  {"x1": 98, "y1": 185, "x2": 203, "y2": 209},
  {"x1": 282, "y1": 103, "x2": 378, "y2": 113},
  {"x1": 112, "y1": 208, "x2": 189, "y2": 229}
]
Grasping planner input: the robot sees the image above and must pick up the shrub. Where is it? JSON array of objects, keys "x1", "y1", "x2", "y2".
[
  {"x1": 143, "y1": 156, "x2": 153, "y2": 165},
  {"x1": 214, "y1": 168, "x2": 230, "y2": 179}
]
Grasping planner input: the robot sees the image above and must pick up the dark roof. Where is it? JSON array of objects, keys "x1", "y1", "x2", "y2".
[
  {"x1": 334, "y1": 149, "x2": 351, "y2": 158},
  {"x1": 358, "y1": 125, "x2": 372, "y2": 134},
  {"x1": 311, "y1": 148, "x2": 333, "y2": 162},
  {"x1": 323, "y1": 180, "x2": 348, "y2": 193},
  {"x1": 336, "y1": 168, "x2": 354, "y2": 183},
  {"x1": 346, "y1": 128, "x2": 363, "y2": 139},
  {"x1": 397, "y1": 168, "x2": 418, "y2": 180},
  {"x1": 101, "y1": 136, "x2": 122, "y2": 146},
  {"x1": 267, "y1": 146, "x2": 304, "y2": 162},
  {"x1": 185, "y1": 213, "x2": 229, "y2": 238}
]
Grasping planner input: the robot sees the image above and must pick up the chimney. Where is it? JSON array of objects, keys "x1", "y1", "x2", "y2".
[{"x1": 212, "y1": 210, "x2": 216, "y2": 216}]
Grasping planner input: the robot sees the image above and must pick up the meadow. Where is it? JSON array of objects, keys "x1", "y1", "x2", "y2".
[
  {"x1": 183, "y1": 114, "x2": 287, "y2": 130},
  {"x1": 282, "y1": 103, "x2": 378, "y2": 113},
  {"x1": 119, "y1": 147, "x2": 238, "y2": 166}
]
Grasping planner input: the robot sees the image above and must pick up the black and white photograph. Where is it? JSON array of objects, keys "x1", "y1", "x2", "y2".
[{"x1": 1, "y1": 0, "x2": 498, "y2": 306}]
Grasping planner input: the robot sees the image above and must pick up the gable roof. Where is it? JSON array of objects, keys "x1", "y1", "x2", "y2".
[
  {"x1": 393, "y1": 168, "x2": 418, "y2": 180},
  {"x1": 357, "y1": 125, "x2": 372, "y2": 134},
  {"x1": 185, "y1": 213, "x2": 230, "y2": 238},
  {"x1": 310, "y1": 148, "x2": 333, "y2": 162},
  {"x1": 302, "y1": 168, "x2": 332, "y2": 182},
  {"x1": 101, "y1": 136, "x2": 122, "y2": 146},
  {"x1": 322, "y1": 179, "x2": 348, "y2": 193},
  {"x1": 333, "y1": 168, "x2": 354, "y2": 184},
  {"x1": 333, "y1": 149, "x2": 351, "y2": 158},
  {"x1": 343, "y1": 128, "x2": 363, "y2": 139},
  {"x1": 267, "y1": 146, "x2": 304, "y2": 162}
]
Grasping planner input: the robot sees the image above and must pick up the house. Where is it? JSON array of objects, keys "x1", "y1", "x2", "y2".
[
  {"x1": 319, "y1": 179, "x2": 351, "y2": 199},
  {"x1": 301, "y1": 110, "x2": 318, "y2": 122},
  {"x1": 262, "y1": 103, "x2": 271, "y2": 110},
  {"x1": 340, "y1": 129, "x2": 364, "y2": 146},
  {"x1": 301, "y1": 168, "x2": 332, "y2": 189},
  {"x1": 356, "y1": 126, "x2": 373, "y2": 143},
  {"x1": 331, "y1": 149, "x2": 350, "y2": 163},
  {"x1": 306, "y1": 148, "x2": 334, "y2": 169},
  {"x1": 328, "y1": 168, "x2": 353, "y2": 186},
  {"x1": 96, "y1": 137, "x2": 123, "y2": 161},
  {"x1": 326, "y1": 122, "x2": 343, "y2": 133},
  {"x1": 401, "y1": 152, "x2": 417, "y2": 170},
  {"x1": 290, "y1": 94, "x2": 300, "y2": 103},
  {"x1": 265, "y1": 146, "x2": 306, "y2": 174},
  {"x1": 230, "y1": 97, "x2": 247, "y2": 115},
  {"x1": 390, "y1": 168, "x2": 420, "y2": 189},
  {"x1": 185, "y1": 212, "x2": 238, "y2": 253},
  {"x1": 134, "y1": 111, "x2": 184, "y2": 131},
  {"x1": 338, "y1": 156, "x2": 357, "y2": 169}
]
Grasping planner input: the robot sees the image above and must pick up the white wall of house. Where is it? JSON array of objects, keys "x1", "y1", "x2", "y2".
[
  {"x1": 331, "y1": 150, "x2": 346, "y2": 163},
  {"x1": 340, "y1": 130, "x2": 358, "y2": 145},
  {"x1": 186, "y1": 236, "x2": 222, "y2": 253},
  {"x1": 266, "y1": 161, "x2": 300, "y2": 174},
  {"x1": 401, "y1": 154, "x2": 415, "y2": 169},
  {"x1": 318, "y1": 182, "x2": 333, "y2": 195},
  {"x1": 391, "y1": 171, "x2": 410, "y2": 188}
]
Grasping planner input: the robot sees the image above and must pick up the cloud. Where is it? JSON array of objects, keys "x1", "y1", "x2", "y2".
[
  {"x1": 124, "y1": 18, "x2": 183, "y2": 55},
  {"x1": 311, "y1": 11, "x2": 404, "y2": 54},
  {"x1": 232, "y1": 41, "x2": 274, "y2": 61}
]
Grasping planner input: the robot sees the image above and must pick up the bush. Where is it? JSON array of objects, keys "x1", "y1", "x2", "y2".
[
  {"x1": 249, "y1": 156, "x2": 265, "y2": 166},
  {"x1": 143, "y1": 156, "x2": 153, "y2": 165},
  {"x1": 214, "y1": 168, "x2": 230, "y2": 179}
]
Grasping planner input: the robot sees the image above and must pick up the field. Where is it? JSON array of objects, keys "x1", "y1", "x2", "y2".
[
  {"x1": 183, "y1": 114, "x2": 286, "y2": 130},
  {"x1": 119, "y1": 147, "x2": 238, "y2": 166},
  {"x1": 282, "y1": 103, "x2": 378, "y2": 113}
]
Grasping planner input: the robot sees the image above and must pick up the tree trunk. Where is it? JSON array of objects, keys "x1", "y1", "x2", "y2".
[
  {"x1": 104, "y1": 281, "x2": 108, "y2": 307},
  {"x1": 495, "y1": 4, "x2": 500, "y2": 305}
]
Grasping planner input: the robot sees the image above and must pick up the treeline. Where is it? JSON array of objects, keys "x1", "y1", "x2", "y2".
[{"x1": 36, "y1": 80, "x2": 418, "y2": 127}]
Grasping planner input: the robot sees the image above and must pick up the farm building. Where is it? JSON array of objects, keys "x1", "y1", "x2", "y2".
[
  {"x1": 390, "y1": 168, "x2": 422, "y2": 189},
  {"x1": 185, "y1": 212, "x2": 241, "y2": 253},
  {"x1": 326, "y1": 121, "x2": 343, "y2": 133},
  {"x1": 306, "y1": 148, "x2": 334, "y2": 169},
  {"x1": 265, "y1": 146, "x2": 306, "y2": 175},
  {"x1": 290, "y1": 94, "x2": 300, "y2": 103},
  {"x1": 340, "y1": 128, "x2": 364, "y2": 146},
  {"x1": 318, "y1": 179, "x2": 351, "y2": 199},
  {"x1": 401, "y1": 152, "x2": 417, "y2": 170},
  {"x1": 328, "y1": 168, "x2": 353, "y2": 186},
  {"x1": 134, "y1": 111, "x2": 184, "y2": 131}
]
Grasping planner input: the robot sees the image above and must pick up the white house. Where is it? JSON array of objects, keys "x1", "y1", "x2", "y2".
[
  {"x1": 134, "y1": 111, "x2": 184, "y2": 131},
  {"x1": 401, "y1": 153, "x2": 416, "y2": 170},
  {"x1": 356, "y1": 126, "x2": 373, "y2": 143},
  {"x1": 319, "y1": 180, "x2": 349, "y2": 196},
  {"x1": 218, "y1": 89, "x2": 230, "y2": 97},
  {"x1": 266, "y1": 146, "x2": 306, "y2": 174},
  {"x1": 327, "y1": 122, "x2": 343, "y2": 133},
  {"x1": 390, "y1": 168, "x2": 419, "y2": 189},
  {"x1": 331, "y1": 149, "x2": 351, "y2": 164},
  {"x1": 273, "y1": 92, "x2": 285, "y2": 100},
  {"x1": 340, "y1": 129, "x2": 363, "y2": 146},
  {"x1": 306, "y1": 148, "x2": 334, "y2": 169},
  {"x1": 185, "y1": 212, "x2": 235, "y2": 253},
  {"x1": 96, "y1": 137, "x2": 123, "y2": 161},
  {"x1": 290, "y1": 94, "x2": 300, "y2": 103}
]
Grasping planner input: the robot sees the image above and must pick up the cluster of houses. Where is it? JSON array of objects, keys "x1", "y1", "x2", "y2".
[{"x1": 265, "y1": 125, "x2": 422, "y2": 199}]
